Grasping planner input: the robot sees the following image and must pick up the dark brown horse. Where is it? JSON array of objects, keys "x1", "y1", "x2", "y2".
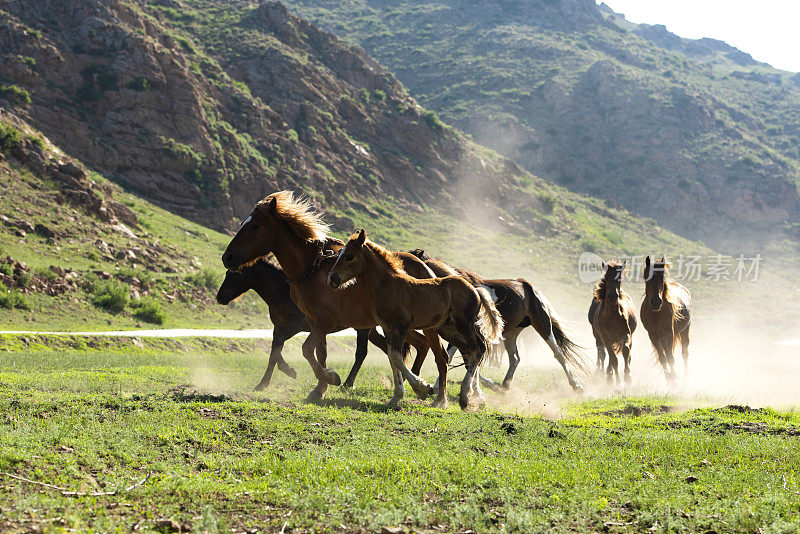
[
  {"x1": 588, "y1": 261, "x2": 637, "y2": 384},
  {"x1": 328, "y1": 230, "x2": 503, "y2": 409},
  {"x1": 406, "y1": 249, "x2": 588, "y2": 392},
  {"x1": 221, "y1": 191, "x2": 448, "y2": 405},
  {"x1": 215, "y1": 257, "x2": 429, "y2": 390},
  {"x1": 641, "y1": 256, "x2": 692, "y2": 383}
]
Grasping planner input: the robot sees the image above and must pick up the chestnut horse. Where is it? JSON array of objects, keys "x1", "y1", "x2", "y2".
[
  {"x1": 328, "y1": 230, "x2": 504, "y2": 409},
  {"x1": 215, "y1": 257, "x2": 429, "y2": 390},
  {"x1": 588, "y1": 261, "x2": 637, "y2": 384},
  {"x1": 640, "y1": 256, "x2": 692, "y2": 383},
  {"x1": 406, "y1": 249, "x2": 588, "y2": 392},
  {"x1": 221, "y1": 191, "x2": 448, "y2": 405}
]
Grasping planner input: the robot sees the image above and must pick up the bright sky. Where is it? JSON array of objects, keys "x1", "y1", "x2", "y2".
[{"x1": 598, "y1": 1, "x2": 800, "y2": 73}]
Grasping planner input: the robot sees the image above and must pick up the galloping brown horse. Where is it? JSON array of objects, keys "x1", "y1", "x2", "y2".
[
  {"x1": 640, "y1": 256, "x2": 692, "y2": 383},
  {"x1": 215, "y1": 258, "x2": 429, "y2": 390},
  {"x1": 328, "y1": 230, "x2": 503, "y2": 409},
  {"x1": 406, "y1": 250, "x2": 588, "y2": 392},
  {"x1": 588, "y1": 261, "x2": 637, "y2": 384},
  {"x1": 221, "y1": 191, "x2": 448, "y2": 405}
]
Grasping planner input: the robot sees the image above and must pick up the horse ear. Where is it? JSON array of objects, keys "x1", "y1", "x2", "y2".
[
  {"x1": 267, "y1": 197, "x2": 278, "y2": 213},
  {"x1": 644, "y1": 256, "x2": 651, "y2": 280},
  {"x1": 355, "y1": 228, "x2": 366, "y2": 246},
  {"x1": 621, "y1": 259, "x2": 627, "y2": 270},
  {"x1": 601, "y1": 261, "x2": 606, "y2": 271},
  {"x1": 659, "y1": 255, "x2": 665, "y2": 263}
]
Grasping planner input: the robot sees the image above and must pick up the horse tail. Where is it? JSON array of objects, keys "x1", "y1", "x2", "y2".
[
  {"x1": 520, "y1": 279, "x2": 592, "y2": 377},
  {"x1": 475, "y1": 286, "x2": 504, "y2": 363}
]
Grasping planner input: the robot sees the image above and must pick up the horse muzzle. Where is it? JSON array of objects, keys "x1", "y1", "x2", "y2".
[
  {"x1": 650, "y1": 296, "x2": 662, "y2": 311},
  {"x1": 328, "y1": 272, "x2": 341, "y2": 289}
]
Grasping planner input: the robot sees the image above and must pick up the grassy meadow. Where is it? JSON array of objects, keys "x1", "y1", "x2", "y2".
[{"x1": 1, "y1": 336, "x2": 799, "y2": 533}]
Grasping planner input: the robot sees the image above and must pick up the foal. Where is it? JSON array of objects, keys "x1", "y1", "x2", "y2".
[
  {"x1": 588, "y1": 261, "x2": 637, "y2": 384},
  {"x1": 216, "y1": 257, "x2": 429, "y2": 390},
  {"x1": 328, "y1": 230, "x2": 503, "y2": 409},
  {"x1": 640, "y1": 256, "x2": 692, "y2": 383}
]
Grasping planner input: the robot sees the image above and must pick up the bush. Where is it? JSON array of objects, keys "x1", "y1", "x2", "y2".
[
  {"x1": 0, "y1": 263, "x2": 12, "y2": 276},
  {"x1": 421, "y1": 109, "x2": 445, "y2": 130},
  {"x1": 0, "y1": 283, "x2": 29, "y2": 310},
  {"x1": 185, "y1": 267, "x2": 219, "y2": 290},
  {"x1": 131, "y1": 298, "x2": 165, "y2": 324},
  {"x1": 91, "y1": 280, "x2": 129, "y2": 313},
  {"x1": 36, "y1": 266, "x2": 59, "y2": 283},
  {"x1": 0, "y1": 84, "x2": 32, "y2": 105},
  {"x1": 127, "y1": 77, "x2": 150, "y2": 91},
  {"x1": 0, "y1": 122, "x2": 22, "y2": 151}
]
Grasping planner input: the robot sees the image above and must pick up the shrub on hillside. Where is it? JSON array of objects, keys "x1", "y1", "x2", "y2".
[
  {"x1": 0, "y1": 283, "x2": 29, "y2": 310},
  {"x1": 0, "y1": 122, "x2": 21, "y2": 151},
  {"x1": 91, "y1": 280, "x2": 129, "y2": 313},
  {"x1": 131, "y1": 298, "x2": 165, "y2": 325}
]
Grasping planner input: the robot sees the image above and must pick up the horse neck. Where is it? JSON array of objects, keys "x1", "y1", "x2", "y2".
[
  {"x1": 359, "y1": 246, "x2": 400, "y2": 296},
  {"x1": 251, "y1": 264, "x2": 289, "y2": 306},
  {"x1": 269, "y1": 224, "x2": 320, "y2": 284}
]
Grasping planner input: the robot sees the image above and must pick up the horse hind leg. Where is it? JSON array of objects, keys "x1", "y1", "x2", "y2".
[{"x1": 546, "y1": 332, "x2": 583, "y2": 392}]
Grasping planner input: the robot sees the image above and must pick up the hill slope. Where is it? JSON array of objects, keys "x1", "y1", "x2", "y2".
[{"x1": 279, "y1": 0, "x2": 800, "y2": 251}]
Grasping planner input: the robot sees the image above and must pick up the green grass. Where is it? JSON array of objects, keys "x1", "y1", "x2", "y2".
[{"x1": 1, "y1": 338, "x2": 799, "y2": 532}]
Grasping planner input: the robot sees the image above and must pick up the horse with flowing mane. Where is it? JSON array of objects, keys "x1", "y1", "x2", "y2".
[
  {"x1": 406, "y1": 249, "x2": 588, "y2": 391},
  {"x1": 215, "y1": 257, "x2": 429, "y2": 390},
  {"x1": 221, "y1": 191, "x2": 450, "y2": 406},
  {"x1": 328, "y1": 230, "x2": 504, "y2": 409},
  {"x1": 640, "y1": 256, "x2": 692, "y2": 383},
  {"x1": 588, "y1": 261, "x2": 637, "y2": 384}
]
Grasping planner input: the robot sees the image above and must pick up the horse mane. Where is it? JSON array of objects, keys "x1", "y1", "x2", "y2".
[
  {"x1": 255, "y1": 190, "x2": 329, "y2": 243},
  {"x1": 594, "y1": 261, "x2": 623, "y2": 300},
  {"x1": 365, "y1": 241, "x2": 405, "y2": 274},
  {"x1": 407, "y1": 249, "x2": 483, "y2": 283},
  {"x1": 408, "y1": 249, "x2": 432, "y2": 261}
]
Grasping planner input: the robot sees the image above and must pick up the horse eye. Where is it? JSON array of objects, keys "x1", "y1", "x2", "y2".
[{"x1": 345, "y1": 254, "x2": 354, "y2": 261}]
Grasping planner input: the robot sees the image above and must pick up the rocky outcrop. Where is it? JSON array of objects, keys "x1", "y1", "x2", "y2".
[{"x1": 0, "y1": 0, "x2": 549, "y2": 232}]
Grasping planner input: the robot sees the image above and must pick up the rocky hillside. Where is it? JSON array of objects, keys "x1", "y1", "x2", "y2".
[
  {"x1": 280, "y1": 0, "x2": 800, "y2": 251},
  {"x1": 0, "y1": 0, "x2": 571, "y2": 235}
]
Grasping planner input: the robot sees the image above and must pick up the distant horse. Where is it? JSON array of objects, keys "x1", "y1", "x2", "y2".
[
  {"x1": 407, "y1": 249, "x2": 588, "y2": 392},
  {"x1": 640, "y1": 256, "x2": 692, "y2": 383},
  {"x1": 588, "y1": 261, "x2": 637, "y2": 384},
  {"x1": 221, "y1": 191, "x2": 450, "y2": 406},
  {"x1": 216, "y1": 258, "x2": 429, "y2": 390},
  {"x1": 328, "y1": 230, "x2": 504, "y2": 409}
]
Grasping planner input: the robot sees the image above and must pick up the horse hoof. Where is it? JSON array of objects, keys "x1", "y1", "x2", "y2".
[
  {"x1": 459, "y1": 395, "x2": 469, "y2": 410},
  {"x1": 572, "y1": 382, "x2": 585, "y2": 394},
  {"x1": 624, "y1": 375, "x2": 632, "y2": 385},
  {"x1": 306, "y1": 390, "x2": 325, "y2": 402},
  {"x1": 386, "y1": 397, "x2": 402, "y2": 410},
  {"x1": 341, "y1": 380, "x2": 354, "y2": 389},
  {"x1": 283, "y1": 367, "x2": 298, "y2": 380},
  {"x1": 327, "y1": 371, "x2": 342, "y2": 386},
  {"x1": 253, "y1": 382, "x2": 269, "y2": 391}
]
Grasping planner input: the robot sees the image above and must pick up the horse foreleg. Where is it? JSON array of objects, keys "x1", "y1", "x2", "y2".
[
  {"x1": 594, "y1": 335, "x2": 606, "y2": 377},
  {"x1": 622, "y1": 339, "x2": 632, "y2": 385},
  {"x1": 387, "y1": 327, "x2": 433, "y2": 400},
  {"x1": 680, "y1": 328, "x2": 690, "y2": 379},
  {"x1": 603, "y1": 341, "x2": 619, "y2": 385},
  {"x1": 425, "y1": 331, "x2": 448, "y2": 409},
  {"x1": 546, "y1": 331, "x2": 583, "y2": 392},
  {"x1": 343, "y1": 329, "x2": 370, "y2": 388},
  {"x1": 408, "y1": 330, "x2": 430, "y2": 377},
  {"x1": 385, "y1": 328, "x2": 409, "y2": 408},
  {"x1": 254, "y1": 335, "x2": 287, "y2": 391},
  {"x1": 303, "y1": 329, "x2": 341, "y2": 401}
]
